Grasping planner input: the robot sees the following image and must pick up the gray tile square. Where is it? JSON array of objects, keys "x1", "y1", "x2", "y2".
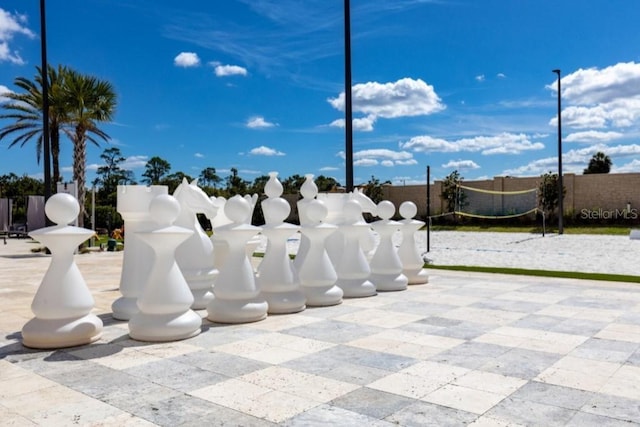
[
  {"x1": 583, "y1": 393, "x2": 640, "y2": 423},
  {"x1": 385, "y1": 401, "x2": 477, "y2": 427},
  {"x1": 486, "y1": 396, "x2": 577, "y2": 426},
  {"x1": 481, "y1": 348, "x2": 563, "y2": 379},
  {"x1": 428, "y1": 341, "x2": 510, "y2": 369},
  {"x1": 508, "y1": 381, "x2": 594, "y2": 410},
  {"x1": 124, "y1": 358, "x2": 228, "y2": 392},
  {"x1": 283, "y1": 320, "x2": 385, "y2": 344},
  {"x1": 282, "y1": 353, "x2": 393, "y2": 385},
  {"x1": 171, "y1": 350, "x2": 270, "y2": 377},
  {"x1": 283, "y1": 404, "x2": 395, "y2": 426},
  {"x1": 312, "y1": 344, "x2": 418, "y2": 372},
  {"x1": 571, "y1": 338, "x2": 639, "y2": 363},
  {"x1": 330, "y1": 387, "x2": 416, "y2": 419}
]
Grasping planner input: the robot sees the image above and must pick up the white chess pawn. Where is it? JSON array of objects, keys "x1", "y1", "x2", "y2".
[
  {"x1": 129, "y1": 194, "x2": 201, "y2": 342},
  {"x1": 398, "y1": 201, "x2": 429, "y2": 284},
  {"x1": 297, "y1": 199, "x2": 343, "y2": 306},
  {"x1": 22, "y1": 193, "x2": 103, "y2": 348},
  {"x1": 369, "y1": 200, "x2": 408, "y2": 292},
  {"x1": 112, "y1": 185, "x2": 167, "y2": 320},
  {"x1": 258, "y1": 172, "x2": 306, "y2": 313},
  {"x1": 335, "y1": 200, "x2": 376, "y2": 298},
  {"x1": 207, "y1": 195, "x2": 268, "y2": 323}
]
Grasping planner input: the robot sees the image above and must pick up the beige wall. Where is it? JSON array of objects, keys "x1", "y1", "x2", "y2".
[{"x1": 382, "y1": 173, "x2": 640, "y2": 219}]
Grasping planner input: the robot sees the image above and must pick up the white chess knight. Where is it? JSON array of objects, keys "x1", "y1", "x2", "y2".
[
  {"x1": 369, "y1": 200, "x2": 408, "y2": 292},
  {"x1": 129, "y1": 194, "x2": 202, "y2": 342},
  {"x1": 334, "y1": 200, "x2": 377, "y2": 298},
  {"x1": 22, "y1": 193, "x2": 102, "y2": 349},
  {"x1": 297, "y1": 198, "x2": 343, "y2": 306},
  {"x1": 207, "y1": 195, "x2": 268, "y2": 323},
  {"x1": 258, "y1": 172, "x2": 306, "y2": 314},
  {"x1": 173, "y1": 178, "x2": 219, "y2": 309},
  {"x1": 397, "y1": 201, "x2": 429, "y2": 284}
]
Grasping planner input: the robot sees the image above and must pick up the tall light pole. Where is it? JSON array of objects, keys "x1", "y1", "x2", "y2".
[
  {"x1": 40, "y1": 0, "x2": 51, "y2": 201},
  {"x1": 552, "y1": 69, "x2": 564, "y2": 234},
  {"x1": 344, "y1": 0, "x2": 354, "y2": 192}
]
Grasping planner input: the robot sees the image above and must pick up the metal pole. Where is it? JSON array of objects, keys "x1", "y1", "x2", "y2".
[
  {"x1": 344, "y1": 0, "x2": 354, "y2": 191},
  {"x1": 426, "y1": 165, "x2": 431, "y2": 253},
  {"x1": 40, "y1": 0, "x2": 51, "y2": 202},
  {"x1": 552, "y1": 69, "x2": 564, "y2": 234}
]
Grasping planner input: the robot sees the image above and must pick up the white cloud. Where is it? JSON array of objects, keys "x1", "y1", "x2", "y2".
[
  {"x1": 214, "y1": 64, "x2": 248, "y2": 77},
  {"x1": 194, "y1": 152, "x2": 204, "y2": 158},
  {"x1": 0, "y1": 9, "x2": 35, "y2": 65},
  {"x1": 329, "y1": 115, "x2": 377, "y2": 132},
  {"x1": 549, "y1": 62, "x2": 640, "y2": 105},
  {"x1": 400, "y1": 132, "x2": 545, "y2": 155},
  {"x1": 354, "y1": 149, "x2": 413, "y2": 161},
  {"x1": 122, "y1": 155, "x2": 149, "y2": 170},
  {"x1": 475, "y1": 74, "x2": 485, "y2": 82},
  {"x1": 319, "y1": 166, "x2": 339, "y2": 171},
  {"x1": 174, "y1": 52, "x2": 201, "y2": 67},
  {"x1": 249, "y1": 145, "x2": 285, "y2": 156},
  {"x1": 246, "y1": 116, "x2": 277, "y2": 129},
  {"x1": 442, "y1": 159, "x2": 480, "y2": 170},
  {"x1": 497, "y1": 73, "x2": 506, "y2": 79},
  {"x1": 613, "y1": 159, "x2": 640, "y2": 173},
  {"x1": 564, "y1": 130, "x2": 624, "y2": 143},
  {"x1": 328, "y1": 78, "x2": 445, "y2": 131},
  {"x1": 354, "y1": 158, "x2": 378, "y2": 167},
  {"x1": 0, "y1": 84, "x2": 12, "y2": 101}
]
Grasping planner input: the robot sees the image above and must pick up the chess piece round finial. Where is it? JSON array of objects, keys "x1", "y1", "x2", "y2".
[
  {"x1": 265, "y1": 171, "x2": 283, "y2": 198},
  {"x1": 225, "y1": 195, "x2": 251, "y2": 223},
  {"x1": 149, "y1": 194, "x2": 181, "y2": 226},
  {"x1": 344, "y1": 199, "x2": 362, "y2": 223},
  {"x1": 300, "y1": 174, "x2": 318, "y2": 199},
  {"x1": 45, "y1": 193, "x2": 79, "y2": 225},
  {"x1": 306, "y1": 199, "x2": 328, "y2": 223},
  {"x1": 267, "y1": 197, "x2": 291, "y2": 223},
  {"x1": 377, "y1": 200, "x2": 395, "y2": 220},
  {"x1": 399, "y1": 201, "x2": 417, "y2": 219}
]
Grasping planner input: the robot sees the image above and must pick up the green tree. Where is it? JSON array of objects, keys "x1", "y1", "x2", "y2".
[
  {"x1": 0, "y1": 65, "x2": 69, "y2": 191},
  {"x1": 92, "y1": 147, "x2": 135, "y2": 206},
  {"x1": 538, "y1": 171, "x2": 565, "y2": 219},
  {"x1": 62, "y1": 70, "x2": 117, "y2": 227},
  {"x1": 584, "y1": 151, "x2": 612, "y2": 174},
  {"x1": 0, "y1": 173, "x2": 45, "y2": 221},
  {"x1": 224, "y1": 167, "x2": 248, "y2": 196},
  {"x1": 161, "y1": 171, "x2": 193, "y2": 194},
  {"x1": 362, "y1": 175, "x2": 390, "y2": 204},
  {"x1": 315, "y1": 175, "x2": 341, "y2": 192},
  {"x1": 249, "y1": 175, "x2": 270, "y2": 195},
  {"x1": 199, "y1": 167, "x2": 221, "y2": 189},
  {"x1": 282, "y1": 174, "x2": 306, "y2": 194},
  {"x1": 440, "y1": 170, "x2": 466, "y2": 213},
  {"x1": 142, "y1": 156, "x2": 171, "y2": 185}
]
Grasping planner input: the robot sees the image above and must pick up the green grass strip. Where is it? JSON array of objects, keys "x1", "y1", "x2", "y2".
[{"x1": 425, "y1": 264, "x2": 640, "y2": 283}]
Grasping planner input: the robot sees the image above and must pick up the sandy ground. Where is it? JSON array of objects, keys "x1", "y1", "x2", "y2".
[{"x1": 3, "y1": 229, "x2": 638, "y2": 276}]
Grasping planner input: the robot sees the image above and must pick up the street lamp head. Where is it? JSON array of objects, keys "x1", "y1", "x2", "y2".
[{"x1": 552, "y1": 69, "x2": 561, "y2": 75}]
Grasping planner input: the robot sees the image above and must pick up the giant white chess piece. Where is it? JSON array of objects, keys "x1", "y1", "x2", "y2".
[
  {"x1": 293, "y1": 174, "x2": 317, "y2": 273},
  {"x1": 398, "y1": 201, "x2": 429, "y2": 284},
  {"x1": 369, "y1": 200, "x2": 408, "y2": 292},
  {"x1": 207, "y1": 195, "x2": 268, "y2": 323},
  {"x1": 22, "y1": 193, "x2": 103, "y2": 348},
  {"x1": 129, "y1": 194, "x2": 201, "y2": 342},
  {"x1": 297, "y1": 199, "x2": 343, "y2": 306},
  {"x1": 112, "y1": 185, "x2": 167, "y2": 320},
  {"x1": 334, "y1": 200, "x2": 376, "y2": 298},
  {"x1": 173, "y1": 178, "x2": 218, "y2": 309},
  {"x1": 258, "y1": 172, "x2": 305, "y2": 313}
]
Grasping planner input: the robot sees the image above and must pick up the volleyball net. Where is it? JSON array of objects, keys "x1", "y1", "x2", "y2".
[{"x1": 453, "y1": 184, "x2": 539, "y2": 220}]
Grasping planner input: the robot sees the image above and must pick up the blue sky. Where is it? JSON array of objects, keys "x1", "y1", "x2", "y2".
[{"x1": 2, "y1": 0, "x2": 640, "y2": 187}]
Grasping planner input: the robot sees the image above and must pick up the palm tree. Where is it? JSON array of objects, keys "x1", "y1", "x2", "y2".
[
  {"x1": 0, "y1": 65, "x2": 69, "y2": 192},
  {"x1": 62, "y1": 70, "x2": 117, "y2": 227},
  {"x1": 584, "y1": 151, "x2": 612, "y2": 174}
]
